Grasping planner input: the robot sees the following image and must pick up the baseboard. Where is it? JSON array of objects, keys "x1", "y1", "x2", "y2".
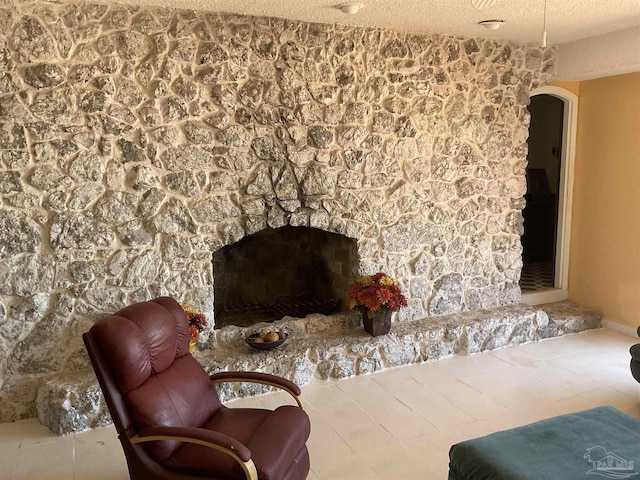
[
  {"x1": 521, "y1": 289, "x2": 568, "y2": 306},
  {"x1": 602, "y1": 319, "x2": 639, "y2": 339}
]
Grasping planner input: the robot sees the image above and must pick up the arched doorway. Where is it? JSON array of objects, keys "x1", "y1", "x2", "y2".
[{"x1": 521, "y1": 86, "x2": 578, "y2": 305}]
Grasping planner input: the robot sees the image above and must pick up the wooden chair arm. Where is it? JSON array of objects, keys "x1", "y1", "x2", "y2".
[
  {"x1": 131, "y1": 426, "x2": 257, "y2": 480},
  {"x1": 210, "y1": 371, "x2": 305, "y2": 409}
]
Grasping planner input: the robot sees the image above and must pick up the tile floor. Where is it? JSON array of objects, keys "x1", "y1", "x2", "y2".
[
  {"x1": 0, "y1": 328, "x2": 638, "y2": 480},
  {"x1": 519, "y1": 260, "x2": 555, "y2": 292}
]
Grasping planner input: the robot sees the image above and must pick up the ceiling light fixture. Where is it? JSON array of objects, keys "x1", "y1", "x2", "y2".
[
  {"x1": 541, "y1": 0, "x2": 548, "y2": 47},
  {"x1": 339, "y1": 3, "x2": 362, "y2": 15},
  {"x1": 471, "y1": 0, "x2": 500, "y2": 9},
  {"x1": 478, "y1": 19, "x2": 505, "y2": 30}
]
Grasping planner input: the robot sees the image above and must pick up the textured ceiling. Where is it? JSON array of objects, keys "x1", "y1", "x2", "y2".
[{"x1": 126, "y1": 0, "x2": 640, "y2": 45}]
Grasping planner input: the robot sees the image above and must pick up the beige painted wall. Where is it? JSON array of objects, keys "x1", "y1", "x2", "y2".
[
  {"x1": 568, "y1": 72, "x2": 640, "y2": 328},
  {"x1": 553, "y1": 80, "x2": 580, "y2": 97}
]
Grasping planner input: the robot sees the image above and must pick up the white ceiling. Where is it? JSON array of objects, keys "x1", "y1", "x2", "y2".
[{"x1": 129, "y1": 0, "x2": 640, "y2": 45}]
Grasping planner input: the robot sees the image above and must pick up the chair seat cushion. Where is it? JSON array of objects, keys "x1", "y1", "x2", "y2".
[{"x1": 163, "y1": 405, "x2": 311, "y2": 480}]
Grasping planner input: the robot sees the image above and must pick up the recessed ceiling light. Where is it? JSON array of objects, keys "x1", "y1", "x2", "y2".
[
  {"x1": 471, "y1": 0, "x2": 500, "y2": 9},
  {"x1": 478, "y1": 19, "x2": 505, "y2": 30},
  {"x1": 339, "y1": 3, "x2": 362, "y2": 15}
]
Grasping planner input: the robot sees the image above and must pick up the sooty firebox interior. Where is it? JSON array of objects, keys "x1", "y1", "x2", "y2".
[{"x1": 213, "y1": 226, "x2": 358, "y2": 328}]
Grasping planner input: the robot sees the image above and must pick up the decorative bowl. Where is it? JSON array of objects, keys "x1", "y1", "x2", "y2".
[{"x1": 244, "y1": 332, "x2": 288, "y2": 351}]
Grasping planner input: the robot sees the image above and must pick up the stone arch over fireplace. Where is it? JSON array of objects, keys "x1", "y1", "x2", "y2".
[{"x1": 212, "y1": 225, "x2": 359, "y2": 328}]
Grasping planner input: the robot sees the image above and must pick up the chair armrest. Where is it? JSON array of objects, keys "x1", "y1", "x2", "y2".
[
  {"x1": 210, "y1": 371, "x2": 304, "y2": 409},
  {"x1": 631, "y1": 344, "x2": 640, "y2": 361},
  {"x1": 131, "y1": 426, "x2": 257, "y2": 480}
]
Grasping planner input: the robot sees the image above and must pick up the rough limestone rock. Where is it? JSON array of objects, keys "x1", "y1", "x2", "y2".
[
  {"x1": 429, "y1": 273, "x2": 464, "y2": 315},
  {"x1": 37, "y1": 371, "x2": 110, "y2": 435},
  {"x1": 0, "y1": 255, "x2": 54, "y2": 296},
  {"x1": 0, "y1": 0, "x2": 555, "y2": 425},
  {"x1": 50, "y1": 214, "x2": 115, "y2": 250},
  {"x1": 123, "y1": 250, "x2": 160, "y2": 287},
  {"x1": 0, "y1": 210, "x2": 41, "y2": 257},
  {"x1": 23, "y1": 63, "x2": 66, "y2": 88}
]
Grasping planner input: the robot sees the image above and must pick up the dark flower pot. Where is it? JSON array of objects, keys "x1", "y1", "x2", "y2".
[{"x1": 360, "y1": 308, "x2": 392, "y2": 336}]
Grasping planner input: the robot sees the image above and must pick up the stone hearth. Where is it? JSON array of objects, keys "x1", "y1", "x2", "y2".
[{"x1": 36, "y1": 301, "x2": 602, "y2": 435}]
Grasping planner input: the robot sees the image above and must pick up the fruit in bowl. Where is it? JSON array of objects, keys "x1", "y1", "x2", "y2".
[
  {"x1": 262, "y1": 330, "x2": 280, "y2": 342},
  {"x1": 245, "y1": 329, "x2": 288, "y2": 350}
]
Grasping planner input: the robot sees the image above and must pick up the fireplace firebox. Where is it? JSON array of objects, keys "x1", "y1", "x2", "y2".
[{"x1": 213, "y1": 226, "x2": 359, "y2": 328}]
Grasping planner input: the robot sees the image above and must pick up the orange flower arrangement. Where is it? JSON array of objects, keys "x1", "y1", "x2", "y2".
[
  {"x1": 182, "y1": 304, "x2": 207, "y2": 345},
  {"x1": 348, "y1": 272, "x2": 407, "y2": 318}
]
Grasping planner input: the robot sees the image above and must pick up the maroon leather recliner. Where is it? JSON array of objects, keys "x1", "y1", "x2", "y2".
[{"x1": 83, "y1": 297, "x2": 310, "y2": 480}]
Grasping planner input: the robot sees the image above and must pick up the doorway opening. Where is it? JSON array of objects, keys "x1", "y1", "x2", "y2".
[
  {"x1": 521, "y1": 86, "x2": 577, "y2": 304},
  {"x1": 521, "y1": 95, "x2": 563, "y2": 292}
]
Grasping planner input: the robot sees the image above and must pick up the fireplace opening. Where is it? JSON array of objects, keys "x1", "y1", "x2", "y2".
[{"x1": 213, "y1": 226, "x2": 359, "y2": 329}]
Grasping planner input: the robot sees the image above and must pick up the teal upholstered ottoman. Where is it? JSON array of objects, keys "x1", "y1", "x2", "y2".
[{"x1": 449, "y1": 406, "x2": 640, "y2": 480}]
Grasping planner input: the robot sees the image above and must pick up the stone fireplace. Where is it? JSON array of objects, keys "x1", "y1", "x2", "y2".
[
  {"x1": 213, "y1": 226, "x2": 358, "y2": 328},
  {"x1": 0, "y1": 0, "x2": 557, "y2": 424}
]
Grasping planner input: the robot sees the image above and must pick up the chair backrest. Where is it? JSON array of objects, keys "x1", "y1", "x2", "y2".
[{"x1": 84, "y1": 297, "x2": 220, "y2": 461}]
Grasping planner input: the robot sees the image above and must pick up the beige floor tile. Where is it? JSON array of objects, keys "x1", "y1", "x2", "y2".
[
  {"x1": 402, "y1": 431, "x2": 453, "y2": 455},
  {"x1": 335, "y1": 375, "x2": 390, "y2": 400},
  {"x1": 575, "y1": 387, "x2": 640, "y2": 411},
  {"x1": 621, "y1": 402, "x2": 640, "y2": 419},
  {"x1": 14, "y1": 462, "x2": 74, "y2": 480},
  {"x1": 390, "y1": 384, "x2": 449, "y2": 411},
  {"x1": 356, "y1": 443, "x2": 432, "y2": 480},
  {"x1": 485, "y1": 406, "x2": 551, "y2": 432},
  {"x1": 430, "y1": 352, "x2": 513, "y2": 379},
  {"x1": 524, "y1": 361, "x2": 606, "y2": 394},
  {"x1": 73, "y1": 424, "x2": 127, "y2": 479},
  {"x1": 0, "y1": 328, "x2": 637, "y2": 479},
  {"x1": 74, "y1": 424, "x2": 120, "y2": 456},
  {"x1": 256, "y1": 390, "x2": 302, "y2": 410},
  {"x1": 17, "y1": 422, "x2": 70, "y2": 449},
  {"x1": 377, "y1": 411, "x2": 438, "y2": 440},
  {"x1": 428, "y1": 377, "x2": 490, "y2": 404},
  {"x1": 349, "y1": 389, "x2": 414, "y2": 418},
  {"x1": 483, "y1": 385, "x2": 549, "y2": 410},
  {"x1": 442, "y1": 420, "x2": 496, "y2": 444},
  {"x1": 306, "y1": 410, "x2": 354, "y2": 463},
  {"x1": 338, "y1": 423, "x2": 404, "y2": 453},
  {"x1": 315, "y1": 400, "x2": 375, "y2": 435},
  {"x1": 14, "y1": 438, "x2": 74, "y2": 476},
  {"x1": 426, "y1": 459, "x2": 451, "y2": 479},
  {"x1": 448, "y1": 390, "x2": 511, "y2": 421},
  {"x1": 403, "y1": 363, "x2": 456, "y2": 388},
  {"x1": 73, "y1": 455, "x2": 129, "y2": 480},
  {"x1": 0, "y1": 453, "x2": 16, "y2": 478},
  {"x1": 306, "y1": 469, "x2": 320, "y2": 480},
  {"x1": 414, "y1": 400, "x2": 477, "y2": 431},
  {"x1": 517, "y1": 334, "x2": 592, "y2": 359},
  {"x1": 489, "y1": 346, "x2": 539, "y2": 366},
  {"x1": 402, "y1": 432, "x2": 452, "y2": 475},
  {"x1": 370, "y1": 367, "x2": 427, "y2": 392},
  {"x1": 303, "y1": 384, "x2": 352, "y2": 409},
  {"x1": 0, "y1": 419, "x2": 26, "y2": 453},
  {"x1": 311, "y1": 452, "x2": 380, "y2": 480}
]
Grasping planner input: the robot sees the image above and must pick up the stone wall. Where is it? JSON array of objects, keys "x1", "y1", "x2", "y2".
[{"x1": 0, "y1": 0, "x2": 555, "y2": 422}]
